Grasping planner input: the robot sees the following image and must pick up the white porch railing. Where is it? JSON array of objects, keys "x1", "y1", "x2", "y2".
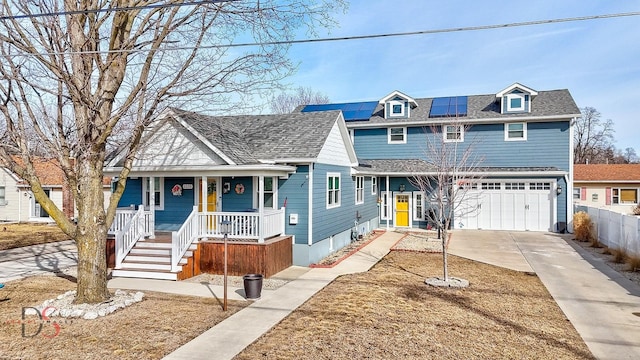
[
  {"x1": 115, "y1": 205, "x2": 146, "y2": 269},
  {"x1": 575, "y1": 205, "x2": 640, "y2": 257},
  {"x1": 109, "y1": 207, "x2": 154, "y2": 236},
  {"x1": 196, "y1": 208, "x2": 285, "y2": 241},
  {"x1": 171, "y1": 207, "x2": 200, "y2": 272}
]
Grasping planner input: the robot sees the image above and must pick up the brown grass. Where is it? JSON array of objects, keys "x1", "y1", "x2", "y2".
[
  {"x1": 0, "y1": 275, "x2": 247, "y2": 360},
  {"x1": 235, "y1": 252, "x2": 594, "y2": 360},
  {"x1": 0, "y1": 223, "x2": 71, "y2": 250},
  {"x1": 626, "y1": 255, "x2": 640, "y2": 272},
  {"x1": 612, "y1": 248, "x2": 628, "y2": 264},
  {"x1": 573, "y1": 211, "x2": 595, "y2": 242}
]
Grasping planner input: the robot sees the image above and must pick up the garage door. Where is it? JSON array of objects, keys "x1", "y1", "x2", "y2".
[{"x1": 457, "y1": 181, "x2": 553, "y2": 231}]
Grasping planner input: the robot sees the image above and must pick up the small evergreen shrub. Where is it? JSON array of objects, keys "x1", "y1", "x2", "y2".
[{"x1": 573, "y1": 211, "x2": 595, "y2": 242}]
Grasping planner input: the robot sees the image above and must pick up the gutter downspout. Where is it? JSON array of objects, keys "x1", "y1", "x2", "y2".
[
  {"x1": 567, "y1": 116, "x2": 576, "y2": 233},
  {"x1": 308, "y1": 163, "x2": 313, "y2": 246},
  {"x1": 386, "y1": 175, "x2": 390, "y2": 231}
]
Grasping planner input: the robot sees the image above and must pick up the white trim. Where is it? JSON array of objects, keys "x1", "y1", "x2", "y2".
[
  {"x1": 378, "y1": 90, "x2": 418, "y2": 107},
  {"x1": 443, "y1": 125, "x2": 464, "y2": 143},
  {"x1": 496, "y1": 83, "x2": 538, "y2": 98},
  {"x1": 308, "y1": 164, "x2": 314, "y2": 246},
  {"x1": 371, "y1": 176, "x2": 377, "y2": 195},
  {"x1": 388, "y1": 127, "x2": 407, "y2": 144},
  {"x1": 387, "y1": 100, "x2": 406, "y2": 118},
  {"x1": 326, "y1": 172, "x2": 341, "y2": 209},
  {"x1": 344, "y1": 114, "x2": 581, "y2": 129},
  {"x1": 143, "y1": 176, "x2": 164, "y2": 210},
  {"x1": 355, "y1": 176, "x2": 364, "y2": 205},
  {"x1": 380, "y1": 191, "x2": 390, "y2": 220},
  {"x1": 506, "y1": 93, "x2": 526, "y2": 112},
  {"x1": 504, "y1": 122, "x2": 527, "y2": 141},
  {"x1": 393, "y1": 192, "x2": 412, "y2": 228},
  {"x1": 413, "y1": 191, "x2": 425, "y2": 221}
]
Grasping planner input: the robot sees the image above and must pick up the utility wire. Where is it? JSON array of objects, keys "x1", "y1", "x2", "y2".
[{"x1": 4, "y1": 10, "x2": 640, "y2": 56}]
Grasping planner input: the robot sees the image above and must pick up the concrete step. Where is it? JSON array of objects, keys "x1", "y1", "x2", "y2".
[{"x1": 111, "y1": 269, "x2": 178, "y2": 281}]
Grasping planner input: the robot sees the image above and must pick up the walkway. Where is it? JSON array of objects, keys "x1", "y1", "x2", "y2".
[
  {"x1": 449, "y1": 230, "x2": 640, "y2": 360},
  {"x1": 0, "y1": 240, "x2": 77, "y2": 283}
]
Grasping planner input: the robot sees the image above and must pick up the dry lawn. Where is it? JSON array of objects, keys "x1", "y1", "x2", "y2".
[
  {"x1": 0, "y1": 275, "x2": 247, "y2": 360},
  {"x1": 0, "y1": 223, "x2": 71, "y2": 250},
  {"x1": 235, "y1": 251, "x2": 595, "y2": 360}
]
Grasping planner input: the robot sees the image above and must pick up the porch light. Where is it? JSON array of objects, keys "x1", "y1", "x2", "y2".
[
  {"x1": 399, "y1": 184, "x2": 406, "y2": 192},
  {"x1": 220, "y1": 219, "x2": 231, "y2": 311},
  {"x1": 556, "y1": 186, "x2": 562, "y2": 195}
]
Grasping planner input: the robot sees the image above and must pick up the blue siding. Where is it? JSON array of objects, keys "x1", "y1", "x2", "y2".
[
  {"x1": 311, "y1": 164, "x2": 378, "y2": 244},
  {"x1": 279, "y1": 166, "x2": 310, "y2": 245},
  {"x1": 118, "y1": 178, "x2": 143, "y2": 207},
  {"x1": 221, "y1": 177, "x2": 253, "y2": 211},
  {"x1": 155, "y1": 177, "x2": 195, "y2": 227},
  {"x1": 354, "y1": 122, "x2": 571, "y2": 172}
]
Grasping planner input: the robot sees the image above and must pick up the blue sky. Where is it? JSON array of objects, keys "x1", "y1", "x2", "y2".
[{"x1": 282, "y1": 0, "x2": 640, "y2": 151}]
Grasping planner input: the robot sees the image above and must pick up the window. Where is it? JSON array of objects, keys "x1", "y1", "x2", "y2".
[
  {"x1": 443, "y1": 125, "x2": 463, "y2": 142},
  {"x1": 387, "y1": 100, "x2": 405, "y2": 118},
  {"x1": 355, "y1": 176, "x2": 364, "y2": 204},
  {"x1": 327, "y1": 173, "x2": 341, "y2": 208},
  {"x1": 0, "y1": 186, "x2": 5, "y2": 206},
  {"x1": 530, "y1": 182, "x2": 551, "y2": 190},
  {"x1": 573, "y1": 187, "x2": 581, "y2": 199},
  {"x1": 506, "y1": 93, "x2": 526, "y2": 112},
  {"x1": 144, "y1": 177, "x2": 164, "y2": 210},
  {"x1": 264, "y1": 177, "x2": 274, "y2": 208},
  {"x1": 592, "y1": 194, "x2": 598, "y2": 202},
  {"x1": 612, "y1": 188, "x2": 638, "y2": 204},
  {"x1": 505, "y1": 122, "x2": 527, "y2": 141},
  {"x1": 380, "y1": 191, "x2": 389, "y2": 220},
  {"x1": 481, "y1": 182, "x2": 501, "y2": 190},
  {"x1": 413, "y1": 192, "x2": 424, "y2": 221},
  {"x1": 504, "y1": 182, "x2": 525, "y2": 190},
  {"x1": 371, "y1": 176, "x2": 377, "y2": 195},
  {"x1": 388, "y1": 127, "x2": 406, "y2": 143}
]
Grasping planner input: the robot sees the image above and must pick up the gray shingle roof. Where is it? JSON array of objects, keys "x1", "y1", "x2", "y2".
[
  {"x1": 170, "y1": 108, "x2": 341, "y2": 164},
  {"x1": 298, "y1": 89, "x2": 580, "y2": 126}
]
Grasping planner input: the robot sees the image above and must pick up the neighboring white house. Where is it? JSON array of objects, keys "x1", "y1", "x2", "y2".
[
  {"x1": 0, "y1": 159, "x2": 111, "y2": 222},
  {"x1": 574, "y1": 164, "x2": 640, "y2": 215}
]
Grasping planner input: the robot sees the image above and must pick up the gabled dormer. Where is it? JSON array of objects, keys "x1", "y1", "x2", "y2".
[
  {"x1": 379, "y1": 91, "x2": 418, "y2": 119},
  {"x1": 496, "y1": 83, "x2": 538, "y2": 114}
]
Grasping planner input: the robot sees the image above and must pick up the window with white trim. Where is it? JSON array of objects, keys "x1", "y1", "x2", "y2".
[
  {"x1": 371, "y1": 176, "x2": 377, "y2": 195},
  {"x1": 504, "y1": 182, "x2": 525, "y2": 190},
  {"x1": 264, "y1": 177, "x2": 275, "y2": 208},
  {"x1": 355, "y1": 176, "x2": 364, "y2": 204},
  {"x1": 481, "y1": 182, "x2": 501, "y2": 190},
  {"x1": 388, "y1": 100, "x2": 405, "y2": 118},
  {"x1": 443, "y1": 125, "x2": 463, "y2": 142},
  {"x1": 612, "y1": 188, "x2": 638, "y2": 204},
  {"x1": 144, "y1": 177, "x2": 164, "y2": 210},
  {"x1": 380, "y1": 191, "x2": 389, "y2": 220},
  {"x1": 573, "y1": 187, "x2": 581, "y2": 199},
  {"x1": 388, "y1": 127, "x2": 407, "y2": 144},
  {"x1": 506, "y1": 93, "x2": 526, "y2": 112},
  {"x1": 505, "y1": 122, "x2": 527, "y2": 141},
  {"x1": 327, "y1": 173, "x2": 341, "y2": 208},
  {"x1": 413, "y1": 192, "x2": 424, "y2": 221},
  {"x1": 530, "y1": 182, "x2": 551, "y2": 190},
  {"x1": 0, "y1": 186, "x2": 5, "y2": 206}
]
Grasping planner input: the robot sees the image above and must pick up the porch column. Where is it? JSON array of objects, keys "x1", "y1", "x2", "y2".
[
  {"x1": 258, "y1": 175, "x2": 265, "y2": 243},
  {"x1": 201, "y1": 176, "x2": 207, "y2": 211},
  {"x1": 149, "y1": 176, "x2": 156, "y2": 238},
  {"x1": 386, "y1": 175, "x2": 390, "y2": 230}
]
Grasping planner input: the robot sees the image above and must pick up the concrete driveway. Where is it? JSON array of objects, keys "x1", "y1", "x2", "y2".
[{"x1": 449, "y1": 230, "x2": 640, "y2": 360}]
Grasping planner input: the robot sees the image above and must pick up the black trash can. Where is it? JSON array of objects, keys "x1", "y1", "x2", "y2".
[{"x1": 243, "y1": 274, "x2": 263, "y2": 299}]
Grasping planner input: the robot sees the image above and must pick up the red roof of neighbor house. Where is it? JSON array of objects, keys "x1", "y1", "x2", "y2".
[
  {"x1": 574, "y1": 164, "x2": 640, "y2": 182},
  {"x1": 8, "y1": 157, "x2": 111, "y2": 187}
]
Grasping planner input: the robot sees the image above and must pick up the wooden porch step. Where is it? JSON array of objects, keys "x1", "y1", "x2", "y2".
[{"x1": 111, "y1": 268, "x2": 178, "y2": 281}]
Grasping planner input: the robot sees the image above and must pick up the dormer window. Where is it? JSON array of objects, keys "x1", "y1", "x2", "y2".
[
  {"x1": 388, "y1": 100, "x2": 406, "y2": 118},
  {"x1": 496, "y1": 83, "x2": 537, "y2": 114},
  {"x1": 378, "y1": 90, "x2": 417, "y2": 120}
]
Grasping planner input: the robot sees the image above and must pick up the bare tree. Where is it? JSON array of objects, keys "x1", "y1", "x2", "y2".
[
  {"x1": 573, "y1": 107, "x2": 615, "y2": 164},
  {"x1": 0, "y1": 0, "x2": 345, "y2": 303},
  {"x1": 269, "y1": 86, "x2": 330, "y2": 114},
  {"x1": 624, "y1": 147, "x2": 638, "y2": 164},
  {"x1": 409, "y1": 123, "x2": 484, "y2": 283}
]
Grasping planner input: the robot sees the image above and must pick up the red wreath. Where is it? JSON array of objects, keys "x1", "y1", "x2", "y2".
[{"x1": 235, "y1": 183, "x2": 245, "y2": 194}]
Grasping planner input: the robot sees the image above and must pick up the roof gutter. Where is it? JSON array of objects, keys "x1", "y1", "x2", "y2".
[{"x1": 345, "y1": 114, "x2": 582, "y2": 129}]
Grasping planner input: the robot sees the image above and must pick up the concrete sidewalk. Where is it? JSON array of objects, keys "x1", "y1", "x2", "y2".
[
  {"x1": 450, "y1": 230, "x2": 640, "y2": 360},
  {"x1": 162, "y1": 230, "x2": 404, "y2": 360}
]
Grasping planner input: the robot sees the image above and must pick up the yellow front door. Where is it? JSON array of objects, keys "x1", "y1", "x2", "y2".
[
  {"x1": 198, "y1": 178, "x2": 217, "y2": 212},
  {"x1": 395, "y1": 194, "x2": 409, "y2": 227}
]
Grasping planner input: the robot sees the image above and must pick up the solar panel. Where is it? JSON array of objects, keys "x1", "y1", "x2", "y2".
[
  {"x1": 301, "y1": 101, "x2": 378, "y2": 121},
  {"x1": 429, "y1": 96, "x2": 468, "y2": 118}
]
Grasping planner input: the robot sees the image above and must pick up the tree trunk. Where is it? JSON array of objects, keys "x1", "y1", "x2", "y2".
[
  {"x1": 74, "y1": 156, "x2": 110, "y2": 304},
  {"x1": 442, "y1": 230, "x2": 449, "y2": 281}
]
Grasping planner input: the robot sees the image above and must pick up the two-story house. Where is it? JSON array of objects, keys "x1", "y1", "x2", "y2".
[{"x1": 301, "y1": 83, "x2": 580, "y2": 233}]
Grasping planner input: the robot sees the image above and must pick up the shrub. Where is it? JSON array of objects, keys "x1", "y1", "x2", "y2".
[
  {"x1": 573, "y1": 211, "x2": 595, "y2": 242},
  {"x1": 627, "y1": 255, "x2": 640, "y2": 272},
  {"x1": 612, "y1": 248, "x2": 628, "y2": 264},
  {"x1": 632, "y1": 204, "x2": 640, "y2": 216},
  {"x1": 601, "y1": 247, "x2": 612, "y2": 255}
]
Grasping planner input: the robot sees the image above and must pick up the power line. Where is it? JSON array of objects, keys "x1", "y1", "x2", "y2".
[{"x1": 4, "y1": 10, "x2": 640, "y2": 56}]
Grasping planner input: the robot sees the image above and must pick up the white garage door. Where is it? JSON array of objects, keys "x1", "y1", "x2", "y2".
[{"x1": 457, "y1": 181, "x2": 553, "y2": 231}]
